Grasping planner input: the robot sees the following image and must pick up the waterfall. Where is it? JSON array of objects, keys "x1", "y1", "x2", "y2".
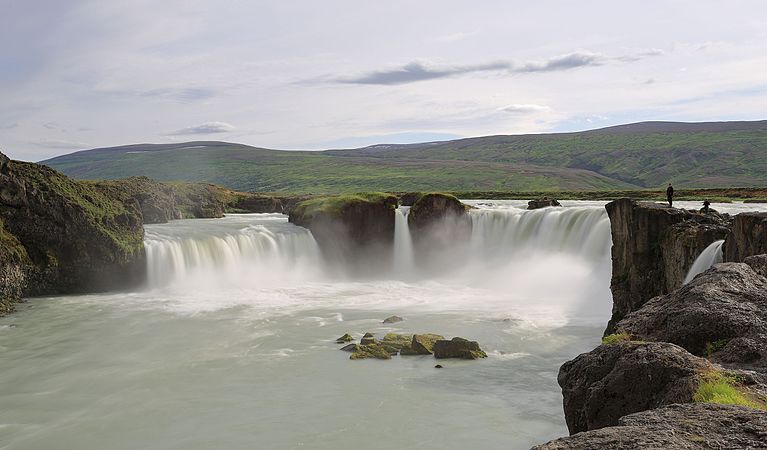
[
  {"x1": 393, "y1": 207, "x2": 414, "y2": 274},
  {"x1": 468, "y1": 206, "x2": 612, "y2": 264},
  {"x1": 144, "y1": 214, "x2": 321, "y2": 288},
  {"x1": 684, "y1": 240, "x2": 724, "y2": 284}
]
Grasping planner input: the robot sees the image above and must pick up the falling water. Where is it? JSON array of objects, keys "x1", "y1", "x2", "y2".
[
  {"x1": 392, "y1": 206, "x2": 415, "y2": 274},
  {"x1": 684, "y1": 239, "x2": 725, "y2": 284}
]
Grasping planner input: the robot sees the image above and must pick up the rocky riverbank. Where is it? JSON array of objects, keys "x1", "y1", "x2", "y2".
[{"x1": 535, "y1": 199, "x2": 767, "y2": 449}]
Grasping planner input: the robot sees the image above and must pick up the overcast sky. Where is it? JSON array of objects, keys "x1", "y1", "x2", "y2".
[{"x1": 2, "y1": 0, "x2": 766, "y2": 161}]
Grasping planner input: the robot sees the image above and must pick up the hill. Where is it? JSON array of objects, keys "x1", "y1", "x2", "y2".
[{"x1": 41, "y1": 120, "x2": 767, "y2": 193}]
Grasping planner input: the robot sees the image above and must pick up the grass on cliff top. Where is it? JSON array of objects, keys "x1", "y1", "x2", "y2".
[
  {"x1": 292, "y1": 192, "x2": 396, "y2": 218},
  {"x1": 601, "y1": 332, "x2": 632, "y2": 345},
  {"x1": 694, "y1": 371, "x2": 767, "y2": 410}
]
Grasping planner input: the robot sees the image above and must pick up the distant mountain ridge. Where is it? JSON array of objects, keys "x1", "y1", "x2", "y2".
[{"x1": 42, "y1": 120, "x2": 767, "y2": 193}]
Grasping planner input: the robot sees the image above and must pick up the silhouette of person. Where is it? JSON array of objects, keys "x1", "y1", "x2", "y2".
[
  {"x1": 666, "y1": 183, "x2": 674, "y2": 207},
  {"x1": 702, "y1": 199, "x2": 711, "y2": 214}
]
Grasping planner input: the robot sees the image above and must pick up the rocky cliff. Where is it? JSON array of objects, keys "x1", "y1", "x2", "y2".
[
  {"x1": 0, "y1": 152, "x2": 146, "y2": 312},
  {"x1": 605, "y1": 199, "x2": 730, "y2": 333},
  {"x1": 723, "y1": 212, "x2": 767, "y2": 262},
  {"x1": 407, "y1": 193, "x2": 472, "y2": 258},
  {"x1": 289, "y1": 192, "x2": 398, "y2": 266}
]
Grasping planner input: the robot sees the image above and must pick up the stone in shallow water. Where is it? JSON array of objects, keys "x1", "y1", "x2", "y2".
[
  {"x1": 379, "y1": 333, "x2": 413, "y2": 354},
  {"x1": 339, "y1": 344, "x2": 358, "y2": 352},
  {"x1": 360, "y1": 332, "x2": 376, "y2": 345},
  {"x1": 401, "y1": 333, "x2": 445, "y2": 355},
  {"x1": 335, "y1": 333, "x2": 353, "y2": 343},
  {"x1": 349, "y1": 343, "x2": 392, "y2": 360},
  {"x1": 382, "y1": 315, "x2": 404, "y2": 324},
  {"x1": 433, "y1": 337, "x2": 487, "y2": 360}
]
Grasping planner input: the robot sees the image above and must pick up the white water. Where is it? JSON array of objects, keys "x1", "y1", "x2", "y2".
[
  {"x1": 18, "y1": 201, "x2": 767, "y2": 449},
  {"x1": 684, "y1": 239, "x2": 725, "y2": 284},
  {"x1": 392, "y1": 206, "x2": 414, "y2": 275}
]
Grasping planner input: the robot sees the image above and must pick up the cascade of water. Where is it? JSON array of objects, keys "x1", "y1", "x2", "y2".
[
  {"x1": 467, "y1": 206, "x2": 612, "y2": 264},
  {"x1": 392, "y1": 207, "x2": 415, "y2": 274},
  {"x1": 144, "y1": 215, "x2": 321, "y2": 288},
  {"x1": 684, "y1": 240, "x2": 724, "y2": 284}
]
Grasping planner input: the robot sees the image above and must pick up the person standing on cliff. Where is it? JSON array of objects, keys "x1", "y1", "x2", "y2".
[{"x1": 666, "y1": 183, "x2": 674, "y2": 207}]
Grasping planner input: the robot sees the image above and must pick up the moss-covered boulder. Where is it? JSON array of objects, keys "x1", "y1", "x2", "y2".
[
  {"x1": 380, "y1": 333, "x2": 414, "y2": 353},
  {"x1": 0, "y1": 153, "x2": 145, "y2": 298},
  {"x1": 288, "y1": 192, "x2": 398, "y2": 265},
  {"x1": 350, "y1": 343, "x2": 393, "y2": 360},
  {"x1": 382, "y1": 315, "x2": 403, "y2": 324},
  {"x1": 402, "y1": 333, "x2": 445, "y2": 355},
  {"x1": 336, "y1": 333, "x2": 353, "y2": 343},
  {"x1": 407, "y1": 193, "x2": 472, "y2": 256},
  {"x1": 433, "y1": 337, "x2": 487, "y2": 360}
]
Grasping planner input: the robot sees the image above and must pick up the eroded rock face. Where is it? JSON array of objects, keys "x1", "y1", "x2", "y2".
[
  {"x1": 527, "y1": 199, "x2": 561, "y2": 210},
  {"x1": 558, "y1": 341, "x2": 711, "y2": 434},
  {"x1": 289, "y1": 193, "x2": 398, "y2": 267},
  {"x1": 532, "y1": 403, "x2": 767, "y2": 450},
  {"x1": 605, "y1": 199, "x2": 730, "y2": 333},
  {"x1": 617, "y1": 263, "x2": 767, "y2": 370},
  {"x1": 0, "y1": 153, "x2": 146, "y2": 297},
  {"x1": 724, "y1": 212, "x2": 767, "y2": 262},
  {"x1": 407, "y1": 193, "x2": 471, "y2": 260},
  {"x1": 0, "y1": 225, "x2": 29, "y2": 316}
]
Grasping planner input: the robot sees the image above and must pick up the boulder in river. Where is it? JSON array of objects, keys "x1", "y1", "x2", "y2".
[
  {"x1": 335, "y1": 333, "x2": 353, "y2": 343},
  {"x1": 360, "y1": 332, "x2": 376, "y2": 345},
  {"x1": 532, "y1": 403, "x2": 767, "y2": 450},
  {"x1": 339, "y1": 343, "x2": 359, "y2": 352},
  {"x1": 349, "y1": 343, "x2": 392, "y2": 360},
  {"x1": 401, "y1": 333, "x2": 445, "y2": 355},
  {"x1": 527, "y1": 198, "x2": 561, "y2": 210},
  {"x1": 558, "y1": 341, "x2": 712, "y2": 434},
  {"x1": 382, "y1": 315, "x2": 403, "y2": 324},
  {"x1": 432, "y1": 337, "x2": 487, "y2": 360}
]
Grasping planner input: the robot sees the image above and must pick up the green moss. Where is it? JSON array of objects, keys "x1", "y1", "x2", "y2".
[
  {"x1": 602, "y1": 332, "x2": 632, "y2": 345},
  {"x1": 705, "y1": 338, "x2": 730, "y2": 357},
  {"x1": 694, "y1": 371, "x2": 767, "y2": 409},
  {"x1": 349, "y1": 343, "x2": 393, "y2": 360},
  {"x1": 0, "y1": 219, "x2": 29, "y2": 263},
  {"x1": 292, "y1": 192, "x2": 396, "y2": 220}
]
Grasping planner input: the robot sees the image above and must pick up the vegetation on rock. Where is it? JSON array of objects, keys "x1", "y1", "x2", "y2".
[{"x1": 693, "y1": 370, "x2": 766, "y2": 410}]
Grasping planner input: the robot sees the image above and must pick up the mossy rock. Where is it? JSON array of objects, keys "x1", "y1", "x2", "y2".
[
  {"x1": 380, "y1": 333, "x2": 414, "y2": 354},
  {"x1": 383, "y1": 315, "x2": 404, "y2": 324},
  {"x1": 403, "y1": 333, "x2": 445, "y2": 355},
  {"x1": 350, "y1": 343, "x2": 393, "y2": 360},
  {"x1": 336, "y1": 333, "x2": 353, "y2": 343},
  {"x1": 433, "y1": 337, "x2": 488, "y2": 360}
]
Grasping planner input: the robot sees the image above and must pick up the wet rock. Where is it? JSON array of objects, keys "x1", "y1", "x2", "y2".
[
  {"x1": 604, "y1": 198, "x2": 730, "y2": 333},
  {"x1": 435, "y1": 364, "x2": 443, "y2": 369},
  {"x1": 527, "y1": 198, "x2": 561, "y2": 210},
  {"x1": 558, "y1": 341, "x2": 712, "y2": 434},
  {"x1": 360, "y1": 332, "x2": 376, "y2": 345},
  {"x1": 617, "y1": 263, "x2": 767, "y2": 370},
  {"x1": 349, "y1": 343, "x2": 392, "y2": 360},
  {"x1": 339, "y1": 344, "x2": 359, "y2": 352},
  {"x1": 532, "y1": 403, "x2": 767, "y2": 450},
  {"x1": 723, "y1": 212, "x2": 767, "y2": 262},
  {"x1": 335, "y1": 333, "x2": 353, "y2": 343},
  {"x1": 380, "y1": 333, "x2": 413, "y2": 353},
  {"x1": 407, "y1": 193, "x2": 472, "y2": 253},
  {"x1": 433, "y1": 337, "x2": 487, "y2": 360},
  {"x1": 382, "y1": 315, "x2": 403, "y2": 324},
  {"x1": 744, "y1": 254, "x2": 767, "y2": 278},
  {"x1": 398, "y1": 192, "x2": 423, "y2": 207},
  {"x1": 401, "y1": 333, "x2": 445, "y2": 355}
]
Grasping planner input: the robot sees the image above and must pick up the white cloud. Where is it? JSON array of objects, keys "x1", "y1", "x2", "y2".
[
  {"x1": 30, "y1": 139, "x2": 90, "y2": 149},
  {"x1": 498, "y1": 104, "x2": 551, "y2": 114},
  {"x1": 169, "y1": 122, "x2": 236, "y2": 135}
]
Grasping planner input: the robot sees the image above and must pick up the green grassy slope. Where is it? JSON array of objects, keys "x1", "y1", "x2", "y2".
[
  {"x1": 42, "y1": 120, "x2": 767, "y2": 193},
  {"x1": 43, "y1": 142, "x2": 635, "y2": 193}
]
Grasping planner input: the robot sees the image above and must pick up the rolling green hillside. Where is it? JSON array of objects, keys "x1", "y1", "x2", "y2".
[{"x1": 42, "y1": 120, "x2": 767, "y2": 193}]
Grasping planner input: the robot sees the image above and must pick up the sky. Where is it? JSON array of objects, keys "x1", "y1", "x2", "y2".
[{"x1": 1, "y1": 0, "x2": 767, "y2": 161}]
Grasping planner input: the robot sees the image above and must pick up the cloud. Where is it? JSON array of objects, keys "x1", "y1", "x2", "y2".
[
  {"x1": 498, "y1": 104, "x2": 551, "y2": 114},
  {"x1": 169, "y1": 121, "x2": 236, "y2": 135},
  {"x1": 334, "y1": 61, "x2": 511, "y2": 85},
  {"x1": 139, "y1": 87, "x2": 218, "y2": 101},
  {"x1": 515, "y1": 51, "x2": 605, "y2": 72},
  {"x1": 30, "y1": 139, "x2": 90, "y2": 149}
]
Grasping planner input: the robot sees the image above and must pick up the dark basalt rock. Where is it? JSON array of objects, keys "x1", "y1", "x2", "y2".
[
  {"x1": 398, "y1": 192, "x2": 423, "y2": 207},
  {"x1": 532, "y1": 403, "x2": 767, "y2": 450},
  {"x1": 604, "y1": 198, "x2": 730, "y2": 334},
  {"x1": 432, "y1": 337, "x2": 487, "y2": 360},
  {"x1": 558, "y1": 341, "x2": 711, "y2": 434},
  {"x1": 744, "y1": 254, "x2": 767, "y2": 278},
  {"x1": 724, "y1": 212, "x2": 767, "y2": 262},
  {"x1": 407, "y1": 193, "x2": 472, "y2": 260},
  {"x1": 527, "y1": 198, "x2": 561, "y2": 210},
  {"x1": 0, "y1": 153, "x2": 146, "y2": 299},
  {"x1": 401, "y1": 333, "x2": 444, "y2": 355},
  {"x1": 617, "y1": 262, "x2": 767, "y2": 370},
  {"x1": 382, "y1": 315, "x2": 403, "y2": 324}
]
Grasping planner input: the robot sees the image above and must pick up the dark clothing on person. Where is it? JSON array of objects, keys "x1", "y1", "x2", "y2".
[
  {"x1": 702, "y1": 199, "x2": 711, "y2": 214},
  {"x1": 666, "y1": 185, "x2": 674, "y2": 207}
]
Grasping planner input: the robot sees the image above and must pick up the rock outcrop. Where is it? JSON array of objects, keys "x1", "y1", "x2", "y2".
[
  {"x1": 0, "y1": 218, "x2": 30, "y2": 315},
  {"x1": 723, "y1": 212, "x2": 767, "y2": 262},
  {"x1": 433, "y1": 337, "x2": 488, "y2": 360},
  {"x1": 407, "y1": 193, "x2": 471, "y2": 260},
  {"x1": 0, "y1": 153, "x2": 145, "y2": 304},
  {"x1": 605, "y1": 199, "x2": 730, "y2": 333},
  {"x1": 527, "y1": 198, "x2": 561, "y2": 209},
  {"x1": 617, "y1": 262, "x2": 767, "y2": 370},
  {"x1": 532, "y1": 403, "x2": 767, "y2": 450},
  {"x1": 558, "y1": 341, "x2": 712, "y2": 434},
  {"x1": 288, "y1": 193, "x2": 398, "y2": 266}
]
